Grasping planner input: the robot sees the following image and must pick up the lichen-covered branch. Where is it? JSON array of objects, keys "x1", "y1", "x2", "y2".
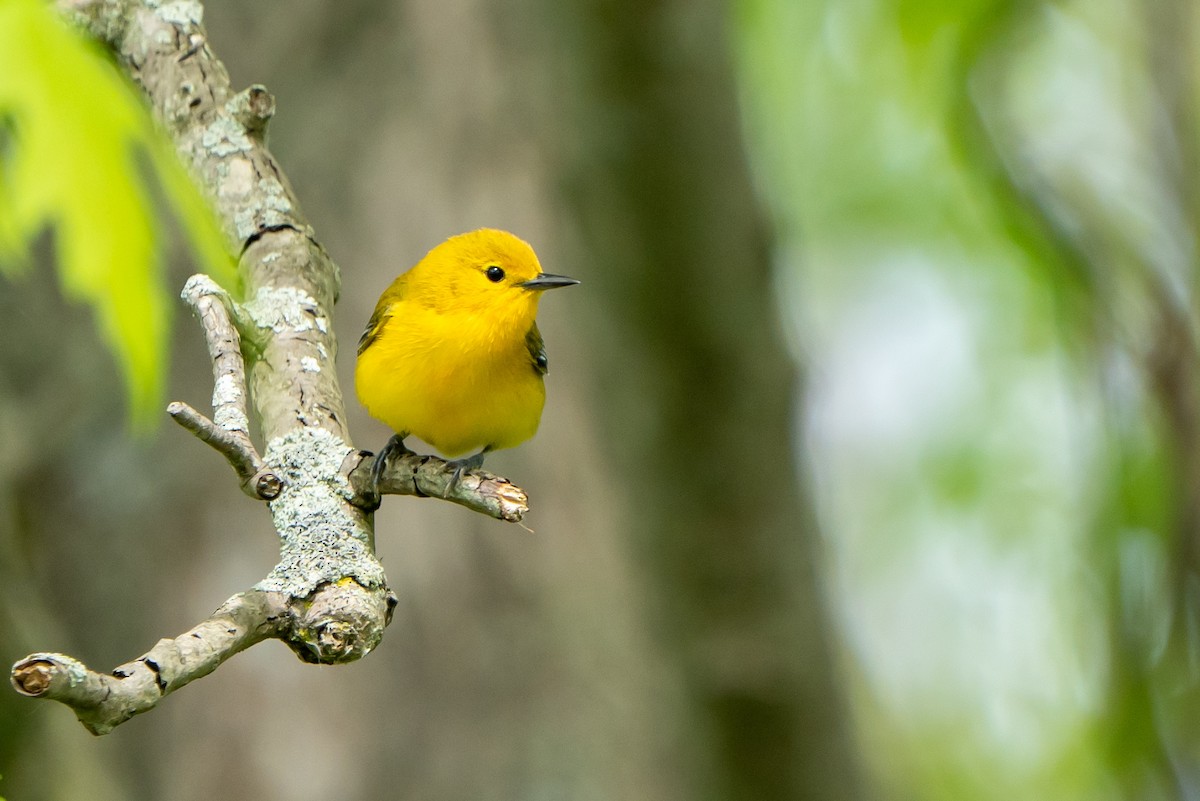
[{"x1": 9, "y1": 0, "x2": 527, "y2": 735}]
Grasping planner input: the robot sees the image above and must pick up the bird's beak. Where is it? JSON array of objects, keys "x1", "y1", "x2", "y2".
[{"x1": 517, "y1": 273, "x2": 580, "y2": 291}]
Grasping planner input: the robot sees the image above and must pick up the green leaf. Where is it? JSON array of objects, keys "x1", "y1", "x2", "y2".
[{"x1": 0, "y1": 0, "x2": 236, "y2": 429}]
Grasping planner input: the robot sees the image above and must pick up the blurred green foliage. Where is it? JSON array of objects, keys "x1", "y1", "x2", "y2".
[
  {"x1": 0, "y1": 0, "x2": 234, "y2": 428},
  {"x1": 737, "y1": 0, "x2": 1200, "y2": 798}
]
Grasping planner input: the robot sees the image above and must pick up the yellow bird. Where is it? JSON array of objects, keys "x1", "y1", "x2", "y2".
[{"x1": 356, "y1": 228, "x2": 578, "y2": 499}]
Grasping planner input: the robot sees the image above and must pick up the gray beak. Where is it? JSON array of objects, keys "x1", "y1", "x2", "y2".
[{"x1": 517, "y1": 273, "x2": 581, "y2": 291}]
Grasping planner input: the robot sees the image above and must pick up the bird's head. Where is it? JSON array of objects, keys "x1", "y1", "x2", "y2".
[{"x1": 408, "y1": 229, "x2": 578, "y2": 324}]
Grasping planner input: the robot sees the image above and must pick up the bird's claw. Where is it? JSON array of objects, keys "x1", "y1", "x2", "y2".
[
  {"x1": 366, "y1": 434, "x2": 412, "y2": 510},
  {"x1": 443, "y1": 452, "x2": 486, "y2": 498}
]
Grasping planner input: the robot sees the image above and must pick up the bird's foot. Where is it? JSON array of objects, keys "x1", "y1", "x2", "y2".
[
  {"x1": 444, "y1": 451, "x2": 487, "y2": 498},
  {"x1": 366, "y1": 434, "x2": 413, "y2": 510}
]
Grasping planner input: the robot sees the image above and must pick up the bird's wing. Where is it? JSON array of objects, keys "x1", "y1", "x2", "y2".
[
  {"x1": 525, "y1": 322, "x2": 549, "y2": 375},
  {"x1": 358, "y1": 279, "x2": 408, "y2": 356},
  {"x1": 357, "y1": 304, "x2": 390, "y2": 355}
]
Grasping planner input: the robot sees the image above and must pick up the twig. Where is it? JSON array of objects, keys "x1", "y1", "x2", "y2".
[
  {"x1": 170, "y1": 274, "x2": 280, "y2": 499},
  {"x1": 346, "y1": 450, "x2": 530, "y2": 522}
]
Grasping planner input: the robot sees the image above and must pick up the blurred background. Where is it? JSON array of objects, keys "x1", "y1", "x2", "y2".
[{"x1": 3, "y1": 0, "x2": 1198, "y2": 798}]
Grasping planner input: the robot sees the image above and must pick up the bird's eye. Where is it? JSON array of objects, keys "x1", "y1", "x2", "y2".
[{"x1": 485, "y1": 265, "x2": 505, "y2": 283}]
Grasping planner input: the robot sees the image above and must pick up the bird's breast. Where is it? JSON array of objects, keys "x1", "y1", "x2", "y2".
[{"x1": 355, "y1": 304, "x2": 546, "y2": 455}]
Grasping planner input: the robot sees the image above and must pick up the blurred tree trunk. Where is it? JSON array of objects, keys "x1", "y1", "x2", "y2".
[{"x1": 542, "y1": 2, "x2": 865, "y2": 799}]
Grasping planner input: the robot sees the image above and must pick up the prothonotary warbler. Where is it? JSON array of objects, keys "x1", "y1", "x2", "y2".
[{"x1": 356, "y1": 228, "x2": 578, "y2": 501}]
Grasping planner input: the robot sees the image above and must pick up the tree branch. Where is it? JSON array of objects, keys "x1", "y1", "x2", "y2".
[
  {"x1": 10, "y1": 592, "x2": 285, "y2": 735},
  {"x1": 10, "y1": 0, "x2": 520, "y2": 734}
]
